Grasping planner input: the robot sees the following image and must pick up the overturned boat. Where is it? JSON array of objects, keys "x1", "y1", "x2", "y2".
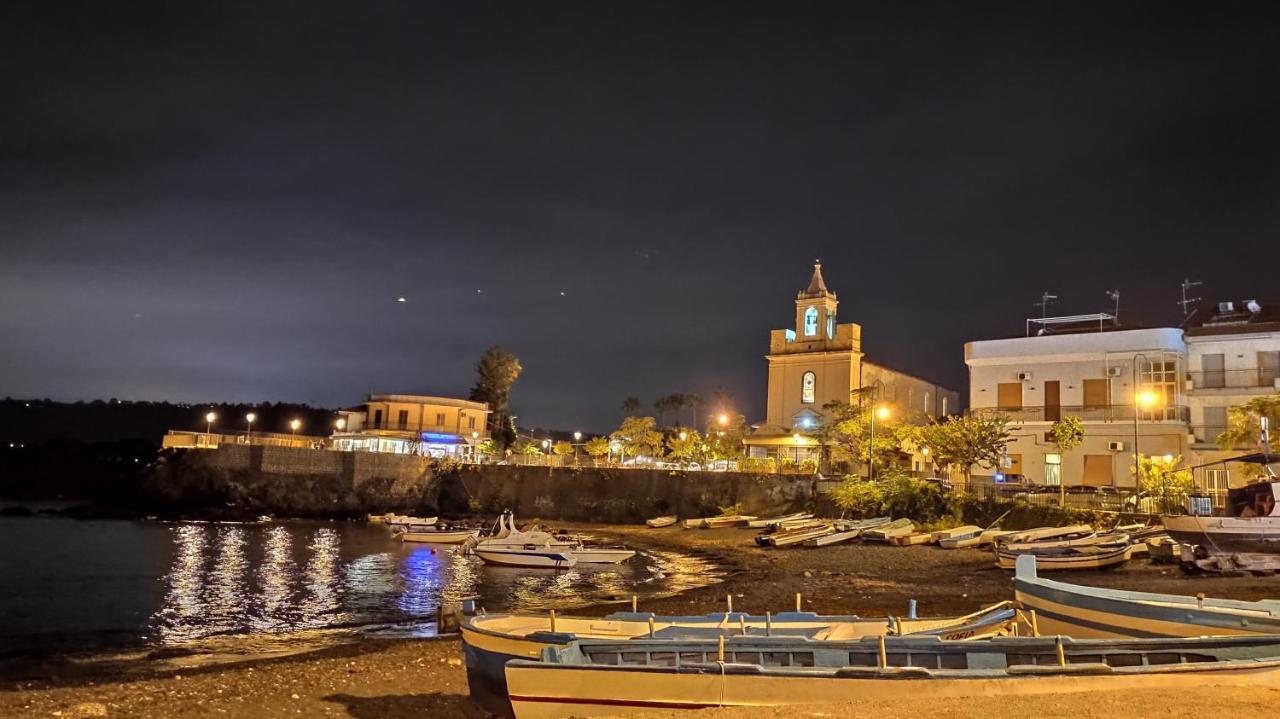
[
  {"x1": 645, "y1": 515, "x2": 678, "y2": 528},
  {"x1": 462, "y1": 602, "x2": 1016, "y2": 716},
  {"x1": 1013, "y1": 554, "x2": 1280, "y2": 638},
  {"x1": 504, "y1": 633, "x2": 1280, "y2": 718}
]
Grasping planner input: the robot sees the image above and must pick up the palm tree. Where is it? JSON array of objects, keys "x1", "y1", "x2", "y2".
[
  {"x1": 684, "y1": 393, "x2": 702, "y2": 428},
  {"x1": 655, "y1": 394, "x2": 682, "y2": 428}
]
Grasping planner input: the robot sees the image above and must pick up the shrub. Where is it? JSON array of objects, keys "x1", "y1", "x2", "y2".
[{"x1": 830, "y1": 477, "x2": 885, "y2": 517}]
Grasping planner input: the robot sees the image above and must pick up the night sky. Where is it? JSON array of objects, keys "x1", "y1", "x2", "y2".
[{"x1": 2, "y1": 2, "x2": 1278, "y2": 432}]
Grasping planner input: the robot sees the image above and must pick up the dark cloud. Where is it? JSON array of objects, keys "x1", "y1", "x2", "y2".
[{"x1": 2, "y1": 1, "x2": 1278, "y2": 431}]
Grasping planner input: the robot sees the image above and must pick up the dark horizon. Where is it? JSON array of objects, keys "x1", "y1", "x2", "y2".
[{"x1": 3, "y1": 2, "x2": 1277, "y2": 433}]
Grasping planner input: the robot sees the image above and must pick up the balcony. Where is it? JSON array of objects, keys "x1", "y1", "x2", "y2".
[
  {"x1": 1188, "y1": 368, "x2": 1280, "y2": 391},
  {"x1": 971, "y1": 404, "x2": 1189, "y2": 424}
]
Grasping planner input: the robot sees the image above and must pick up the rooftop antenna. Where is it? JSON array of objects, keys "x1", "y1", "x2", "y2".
[
  {"x1": 1179, "y1": 279, "x2": 1203, "y2": 318},
  {"x1": 1035, "y1": 292, "x2": 1059, "y2": 320},
  {"x1": 1106, "y1": 290, "x2": 1121, "y2": 321}
]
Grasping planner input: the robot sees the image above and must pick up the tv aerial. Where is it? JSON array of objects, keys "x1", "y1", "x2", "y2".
[{"x1": 1179, "y1": 279, "x2": 1203, "y2": 318}]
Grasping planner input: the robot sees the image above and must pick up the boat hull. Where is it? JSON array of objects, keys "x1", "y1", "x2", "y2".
[
  {"x1": 474, "y1": 549, "x2": 578, "y2": 568},
  {"x1": 506, "y1": 637, "x2": 1280, "y2": 718},
  {"x1": 1014, "y1": 555, "x2": 1280, "y2": 638},
  {"x1": 1163, "y1": 515, "x2": 1280, "y2": 555},
  {"x1": 398, "y1": 529, "x2": 478, "y2": 544},
  {"x1": 996, "y1": 545, "x2": 1132, "y2": 571},
  {"x1": 568, "y1": 548, "x2": 636, "y2": 564},
  {"x1": 645, "y1": 516, "x2": 677, "y2": 528}
]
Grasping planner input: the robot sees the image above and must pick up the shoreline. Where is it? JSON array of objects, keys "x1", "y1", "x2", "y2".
[{"x1": 9, "y1": 521, "x2": 1280, "y2": 717}]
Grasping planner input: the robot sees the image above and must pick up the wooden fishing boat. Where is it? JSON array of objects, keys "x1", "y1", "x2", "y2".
[
  {"x1": 996, "y1": 543, "x2": 1133, "y2": 571},
  {"x1": 504, "y1": 634, "x2": 1280, "y2": 718},
  {"x1": 567, "y1": 547, "x2": 636, "y2": 564},
  {"x1": 1164, "y1": 513, "x2": 1280, "y2": 571},
  {"x1": 998, "y1": 524, "x2": 1094, "y2": 546},
  {"x1": 804, "y1": 529, "x2": 861, "y2": 547},
  {"x1": 397, "y1": 528, "x2": 479, "y2": 544},
  {"x1": 1013, "y1": 554, "x2": 1280, "y2": 638},
  {"x1": 474, "y1": 547, "x2": 578, "y2": 569},
  {"x1": 702, "y1": 515, "x2": 758, "y2": 529},
  {"x1": 759, "y1": 523, "x2": 834, "y2": 547},
  {"x1": 1001, "y1": 532, "x2": 1130, "y2": 552},
  {"x1": 1146, "y1": 535, "x2": 1180, "y2": 564},
  {"x1": 834, "y1": 516, "x2": 891, "y2": 532},
  {"x1": 861, "y1": 518, "x2": 914, "y2": 542},
  {"x1": 462, "y1": 602, "x2": 1016, "y2": 716},
  {"x1": 746, "y1": 512, "x2": 812, "y2": 529},
  {"x1": 930, "y1": 525, "x2": 981, "y2": 544},
  {"x1": 645, "y1": 516, "x2": 678, "y2": 528},
  {"x1": 890, "y1": 532, "x2": 935, "y2": 546},
  {"x1": 940, "y1": 528, "x2": 1013, "y2": 549}
]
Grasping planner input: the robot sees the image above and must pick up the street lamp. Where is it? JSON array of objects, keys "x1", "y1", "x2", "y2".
[
  {"x1": 205, "y1": 411, "x2": 217, "y2": 446},
  {"x1": 718, "y1": 413, "x2": 729, "y2": 427},
  {"x1": 792, "y1": 432, "x2": 803, "y2": 465},
  {"x1": 290, "y1": 418, "x2": 301, "y2": 435},
  {"x1": 245, "y1": 412, "x2": 256, "y2": 444},
  {"x1": 335, "y1": 417, "x2": 347, "y2": 431},
  {"x1": 1131, "y1": 352, "x2": 1160, "y2": 492},
  {"x1": 860, "y1": 379, "x2": 890, "y2": 480}
]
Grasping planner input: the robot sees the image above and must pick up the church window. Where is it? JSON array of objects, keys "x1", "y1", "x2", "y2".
[
  {"x1": 801, "y1": 371, "x2": 816, "y2": 404},
  {"x1": 827, "y1": 313, "x2": 835, "y2": 339},
  {"x1": 803, "y1": 307, "x2": 818, "y2": 336}
]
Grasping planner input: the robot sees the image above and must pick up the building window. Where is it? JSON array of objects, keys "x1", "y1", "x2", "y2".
[
  {"x1": 435, "y1": 412, "x2": 445, "y2": 425},
  {"x1": 924, "y1": 391, "x2": 931, "y2": 415},
  {"x1": 801, "y1": 371, "x2": 816, "y2": 404},
  {"x1": 1138, "y1": 355, "x2": 1179, "y2": 421},
  {"x1": 468, "y1": 416, "x2": 476, "y2": 429},
  {"x1": 826, "y1": 313, "x2": 835, "y2": 339},
  {"x1": 373, "y1": 409, "x2": 383, "y2": 427},
  {"x1": 397, "y1": 410, "x2": 409, "y2": 430},
  {"x1": 941, "y1": 397, "x2": 948, "y2": 416},
  {"x1": 803, "y1": 307, "x2": 818, "y2": 336},
  {"x1": 1044, "y1": 453, "x2": 1062, "y2": 486}
]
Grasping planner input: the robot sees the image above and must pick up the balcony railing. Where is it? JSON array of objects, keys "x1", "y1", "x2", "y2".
[
  {"x1": 971, "y1": 404, "x2": 1189, "y2": 424},
  {"x1": 1188, "y1": 369, "x2": 1280, "y2": 390}
]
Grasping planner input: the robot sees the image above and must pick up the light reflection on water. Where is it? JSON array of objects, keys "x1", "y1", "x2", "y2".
[{"x1": 148, "y1": 522, "x2": 720, "y2": 647}]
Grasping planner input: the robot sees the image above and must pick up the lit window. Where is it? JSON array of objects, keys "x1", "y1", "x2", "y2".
[
  {"x1": 803, "y1": 307, "x2": 818, "y2": 336},
  {"x1": 1045, "y1": 453, "x2": 1061, "y2": 486},
  {"x1": 435, "y1": 412, "x2": 445, "y2": 425},
  {"x1": 801, "y1": 371, "x2": 816, "y2": 404},
  {"x1": 826, "y1": 313, "x2": 835, "y2": 339},
  {"x1": 784, "y1": 329, "x2": 796, "y2": 343}
]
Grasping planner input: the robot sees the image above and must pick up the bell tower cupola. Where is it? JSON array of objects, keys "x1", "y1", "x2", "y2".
[{"x1": 795, "y1": 260, "x2": 839, "y2": 340}]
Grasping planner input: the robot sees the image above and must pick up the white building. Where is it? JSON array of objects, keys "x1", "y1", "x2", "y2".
[
  {"x1": 332, "y1": 394, "x2": 490, "y2": 457},
  {"x1": 965, "y1": 318, "x2": 1188, "y2": 488},
  {"x1": 1183, "y1": 300, "x2": 1280, "y2": 495}
]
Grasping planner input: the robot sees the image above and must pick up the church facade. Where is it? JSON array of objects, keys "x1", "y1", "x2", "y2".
[{"x1": 743, "y1": 262, "x2": 960, "y2": 464}]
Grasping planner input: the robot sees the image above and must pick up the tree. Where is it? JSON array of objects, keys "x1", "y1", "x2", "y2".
[
  {"x1": 610, "y1": 416, "x2": 664, "y2": 460},
  {"x1": 512, "y1": 437, "x2": 542, "y2": 456},
  {"x1": 808, "y1": 401, "x2": 904, "y2": 474},
  {"x1": 476, "y1": 438, "x2": 497, "y2": 458},
  {"x1": 683, "y1": 393, "x2": 702, "y2": 427},
  {"x1": 583, "y1": 436, "x2": 610, "y2": 459},
  {"x1": 665, "y1": 428, "x2": 704, "y2": 466},
  {"x1": 920, "y1": 413, "x2": 1012, "y2": 483},
  {"x1": 469, "y1": 347, "x2": 522, "y2": 449},
  {"x1": 621, "y1": 397, "x2": 642, "y2": 417},
  {"x1": 1133, "y1": 454, "x2": 1193, "y2": 509},
  {"x1": 1049, "y1": 416, "x2": 1085, "y2": 507},
  {"x1": 552, "y1": 440, "x2": 574, "y2": 457},
  {"x1": 654, "y1": 394, "x2": 683, "y2": 428},
  {"x1": 1219, "y1": 395, "x2": 1280, "y2": 450},
  {"x1": 706, "y1": 413, "x2": 748, "y2": 461}
]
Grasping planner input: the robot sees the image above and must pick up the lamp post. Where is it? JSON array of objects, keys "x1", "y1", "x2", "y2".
[
  {"x1": 290, "y1": 418, "x2": 301, "y2": 436},
  {"x1": 204, "y1": 411, "x2": 217, "y2": 447},
  {"x1": 542, "y1": 438, "x2": 551, "y2": 466},
  {"x1": 245, "y1": 412, "x2": 256, "y2": 444},
  {"x1": 1131, "y1": 352, "x2": 1159, "y2": 495},
  {"x1": 861, "y1": 379, "x2": 890, "y2": 480},
  {"x1": 573, "y1": 431, "x2": 582, "y2": 464}
]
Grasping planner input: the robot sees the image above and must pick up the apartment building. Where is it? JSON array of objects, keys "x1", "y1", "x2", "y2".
[
  {"x1": 965, "y1": 318, "x2": 1188, "y2": 488},
  {"x1": 332, "y1": 393, "x2": 491, "y2": 457},
  {"x1": 1184, "y1": 300, "x2": 1280, "y2": 494}
]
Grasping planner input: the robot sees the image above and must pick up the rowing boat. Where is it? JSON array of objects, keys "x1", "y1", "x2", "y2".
[
  {"x1": 760, "y1": 523, "x2": 834, "y2": 547},
  {"x1": 746, "y1": 513, "x2": 812, "y2": 529},
  {"x1": 890, "y1": 532, "x2": 935, "y2": 546},
  {"x1": 1013, "y1": 553, "x2": 1280, "y2": 638},
  {"x1": 861, "y1": 518, "x2": 914, "y2": 542},
  {"x1": 940, "y1": 528, "x2": 1013, "y2": 549},
  {"x1": 996, "y1": 543, "x2": 1133, "y2": 571},
  {"x1": 930, "y1": 525, "x2": 981, "y2": 544},
  {"x1": 397, "y1": 528, "x2": 479, "y2": 544},
  {"x1": 462, "y1": 602, "x2": 1016, "y2": 716},
  {"x1": 505, "y1": 634, "x2": 1280, "y2": 718},
  {"x1": 998, "y1": 524, "x2": 1094, "y2": 546},
  {"x1": 645, "y1": 516, "x2": 677, "y2": 528}
]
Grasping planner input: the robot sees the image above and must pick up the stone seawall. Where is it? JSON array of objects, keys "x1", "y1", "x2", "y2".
[
  {"x1": 144, "y1": 446, "x2": 816, "y2": 522},
  {"x1": 436, "y1": 464, "x2": 816, "y2": 524}
]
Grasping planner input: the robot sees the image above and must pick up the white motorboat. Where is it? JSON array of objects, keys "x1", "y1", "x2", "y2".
[
  {"x1": 475, "y1": 547, "x2": 578, "y2": 569},
  {"x1": 567, "y1": 547, "x2": 637, "y2": 564}
]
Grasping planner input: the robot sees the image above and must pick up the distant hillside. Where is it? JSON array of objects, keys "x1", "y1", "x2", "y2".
[{"x1": 0, "y1": 398, "x2": 340, "y2": 445}]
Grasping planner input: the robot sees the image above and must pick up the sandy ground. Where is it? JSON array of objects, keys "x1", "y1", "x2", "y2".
[{"x1": 9, "y1": 522, "x2": 1280, "y2": 718}]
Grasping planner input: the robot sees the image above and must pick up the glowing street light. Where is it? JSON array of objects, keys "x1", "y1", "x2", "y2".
[
  {"x1": 245, "y1": 412, "x2": 256, "y2": 444},
  {"x1": 718, "y1": 413, "x2": 730, "y2": 426},
  {"x1": 679, "y1": 431, "x2": 688, "y2": 441},
  {"x1": 875, "y1": 404, "x2": 891, "y2": 421},
  {"x1": 204, "y1": 411, "x2": 217, "y2": 446},
  {"x1": 290, "y1": 418, "x2": 302, "y2": 435},
  {"x1": 335, "y1": 417, "x2": 347, "y2": 431},
  {"x1": 573, "y1": 431, "x2": 582, "y2": 442}
]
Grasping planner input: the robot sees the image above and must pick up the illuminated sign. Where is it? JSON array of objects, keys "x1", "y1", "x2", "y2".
[{"x1": 421, "y1": 432, "x2": 461, "y2": 444}]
